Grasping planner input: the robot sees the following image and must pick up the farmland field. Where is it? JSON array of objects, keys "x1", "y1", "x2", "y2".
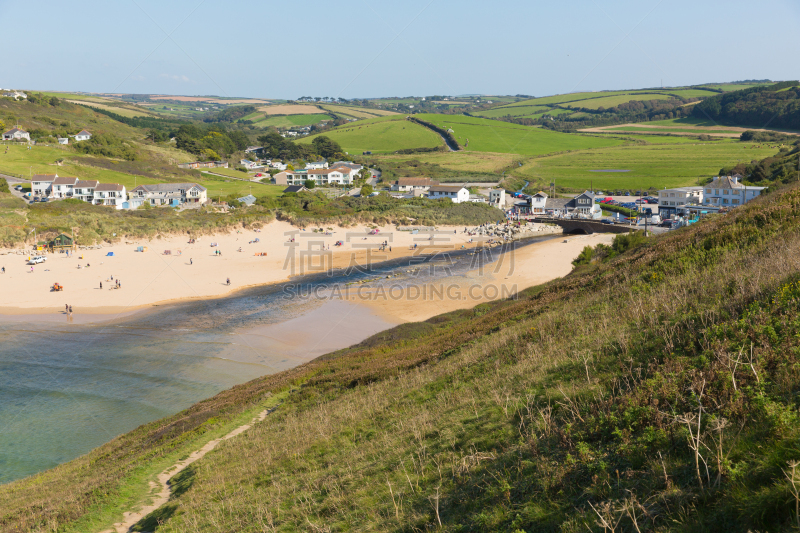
[
  {"x1": 472, "y1": 105, "x2": 551, "y2": 118},
  {"x1": 320, "y1": 105, "x2": 398, "y2": 118},
  {"x1": 514, "y1": 141, "x2": 780, "y2": 191},
  {"x1": 252, "y1": 114, "x2": 332, "y2": 128},
  {"x1": 561, "y1": 93, "x2": 674, "y2": 109},
  {"x1": 415, "y1": 114, "x2": 624, "y2": 156},
  {"x1": 298, "y1": 117, "x2": 442, "y2": 154},
  {"x1": 373, "y1": 151, "x2": 517, "y2": 175},
  {"x1": 661, "y1": 89, "x2": 720, "y2": 98},
  {"x1": 258, "y1": 104, "x2": 325, "y2": 115},
  {"x1": 699, "y1": 83, "x2": 773, "y2": 91},
  {"x1": 69, "y1": 100, "x2": 156, "y2": 118}
]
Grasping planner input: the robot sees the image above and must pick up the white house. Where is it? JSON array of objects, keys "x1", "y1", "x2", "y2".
[
  {"x1": 51, "y1": 177, "x2": 79, "y2": 198},
  {"x1": 57, "y1": 137, "x2": 69, "y2": 145},
  {"x1": 73, "y1": 180, "x2": 99, "y2": 202},
  {"x1": 2, "y1": 128, "x2": 30, "y2": 141},
  {"x1": 74, "y1": 130, "x2": 92, "y2": 142},
  {"x1": 240, "y1": 159, "x2": 265, "y2": 171},
  {"x1": 488, "y1": 189, "x2": 506, "y2": 209},
  {"x1": 269, "y1": 161, "x2": 288, "y2": 170},
  {"x1": 128, "y1": 183, "x2": 208, "y2": 208},
  {"x1": 658, "y1": 186, "x2": 704, "y2": 217},
  {"x1": 391, "y1": 177, "x2": 439, "y2": 192},
  {"x1": 428, "y1": 185, "x2": 469, "y2": 203},
  {"x1": 2, "y1": 91, "x2": 26, "y2": 100},
  {"x1": 305, "y1": 160, "x2": 328, "y2": 170},
  {"x1": 528, "y1": 192, "x2": 548, "y2": 214},
  {"x1": 308, "y1": 168, "x2": 351, "y2": 186},
  {"x1": 702, "y1": 175, "x2": 765, "y2": 208},
  {"x1": 32, "y1": 174, "x2": 58, "y2": 197},
  {"x1": 93, "y1": 183, "x2": 127, "y2": 209}
]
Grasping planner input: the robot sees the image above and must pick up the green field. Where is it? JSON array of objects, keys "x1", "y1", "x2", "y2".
[
  {"x1": 472, "y1": 105, "x2": 552, "y2": 118},
  {"x1": 700, "y1": 83, "x2": 773, "y2": 91},
  {"x1": 661, "y1": 88, "x2": 720, "y2": 98},
  {"x1": 415, "y1": 114, "x2": 624, "y2": 156},
  {"x1": 515, "y1": 141, "x2": 779, "y2": 191},
  {"x1": 605, "y1": 125, "x2": 744, "y2": 134},
  {"x1": 299, "y1": 117, "x2": 442, "y2": 154},
  {"x1": 252, "y1": 113, "x2": 332, "y2": 128},
  {"x1": 563, "y1": 93, "x2": 674, "y2": 109}
]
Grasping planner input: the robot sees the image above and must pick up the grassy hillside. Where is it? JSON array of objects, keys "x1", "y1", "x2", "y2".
[
  {"x1": 298, "y1": 116, "x2": 443, "y2": 154},
  {"x1": 6, "y1": 182, "x2": 800, "y2": 531},
  {"x1": 692, "y1": 81, "x2": 800, "y2": 130},
  {"x1": 415, "y1": 114, "x2": 624, "y2": 155}
]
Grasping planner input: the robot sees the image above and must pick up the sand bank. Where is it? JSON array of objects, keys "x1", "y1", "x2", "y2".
[{"x1": 0, "y1": 220, "x2": 559, "y2": 316}]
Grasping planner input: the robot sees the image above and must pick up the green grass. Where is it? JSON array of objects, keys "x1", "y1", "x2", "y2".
[
  {"x1": 562, "y1": 93, "x2": 674, "y2": 109},
  {"x1": 605, "y1": 125, "x2": 744, "y2": 134},
  {"x1": 515, "y1": 141, "x2": 779, "y2": 191},
  {"x1": 700, "y1": 83, "x2": 773, "y2": 91},
  {"x1": 472, "y1": 105, "x2": 552, "y2": 118},
  {"x1": 662, "y1": 88, "x2": 721, "y2": 98},
  {"x1": 415, "y1": 114, "x2": 624, "y2": 156},
  {"x1": 252, "y1": 113, "x2": 332, "y2": 128},
  {"x1": 298, "y1": 116, "x2": 443, "y2": 154}
]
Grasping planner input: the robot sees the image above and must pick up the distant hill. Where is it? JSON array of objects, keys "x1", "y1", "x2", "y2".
[{"x1": 692, "y1": 81, "x2": 800, "y2": 130}]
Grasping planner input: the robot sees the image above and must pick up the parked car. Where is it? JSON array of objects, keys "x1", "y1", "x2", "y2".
[
  {"x1": 28, "y1": 256, "x2": 47, "y2": 265},
  {"x1": 14, "y1": 185, "x2": 22, "y2": 191}
]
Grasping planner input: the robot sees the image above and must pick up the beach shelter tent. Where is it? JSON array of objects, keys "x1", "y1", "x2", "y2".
[{"x1": 106, "y1": 252, "x2": 114, "y2": 256}]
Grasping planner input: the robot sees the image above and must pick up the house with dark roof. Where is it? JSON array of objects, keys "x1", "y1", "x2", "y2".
[
  {"x1": 237, "y1": 194, "x2": 257, "y2": 206},
  {"x1": 129, "y1": 183, "x2": 208, "y2": 208},
  {"x1": 428, "y1": 185, "x2": 469, "y2": 203},
  {"x1": 74, "y1": 180, "x2": 100, "y2": 202},
  {"x1": 52, "y1": 177, "x2": 79, "y2": 198},
  {"x1": 283, "y1": 185, "x2": 308, "y2": 194},
  {"x1": 2, "y1": 127, "x2": 30, "y2": 141},
  {"x1": 544, "y1": 191, "x2": 598, "y2": 217},
  {"x1": 74, "y1": 130, "x2": 92, "y2": 142}
]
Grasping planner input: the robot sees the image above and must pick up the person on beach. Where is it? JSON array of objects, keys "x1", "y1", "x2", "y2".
[
  {"x1": 69, "y1": 305, "x2": 73, "y2": 315},
  {"x1": 100, "y1": 281, "x2": 103, "y2": 289},
  {"x1": 65, "y1": 304, "x2": 69, "y2": 313},
  {"x1": 226, "y1": 277, "x2": 230, "y2": 286},
  {"x1": 1, "y1": 266, "x2": 4, "y2": 274},
  {"x1": 190, "y1": 258, "x2": 193, "y2": 265}
]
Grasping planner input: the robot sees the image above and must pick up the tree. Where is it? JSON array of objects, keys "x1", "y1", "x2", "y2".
[
  {"x1": 312, "y1": 136, "x2": 343, "y2": 159},
  {"x1": 202, "y1": 148, "x2": 221, "y2": 161},
  {"x1": 304, "y1": 179, "x2": 316, "y2": 189},
  {"x1": 360, "y1": 184, "x2": 374, "y2": 196}
]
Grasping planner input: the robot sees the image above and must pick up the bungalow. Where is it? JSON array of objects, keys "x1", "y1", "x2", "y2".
[
  {"x1": 73, "y1": 180, "x2": 99, "y2": 202},
  {"x1": 244, "y1": 146, "x2": 263, "y2": 154},
  {"x1": 391, "y1": 177, "x2": 439, "y2": 192},
  {"x1": 702, "y1": 175, "x2": 765, "y2": 208},
  {"x1": 428, "y1": 185, "x2": 469, "y2": 204},
  {"x1": 237, "y1": 194, "x2": 257, "y2": 206},
  {"x1": 240, "y1": 159, "x2": 266, "y2": 171},
  {"x1": 269, "y1": 161, "x2": 288, "y2": 171},
  {"x1": 32, "y1": 174, "x2": 58, "y2": 197},
  {"x1": 305, "y1": 160, "x2": 328, "y2": 170},
  {"x1": 129, "y1": 183, "x2": 208, "y2": 208},
  {"x1": 57, "y1": 138, "x2": 69, "y2": 145},
  {"x1": 93, "y1": 183, "x2": 127, "y2": 210},
  {"x1": 74, "y1": 130, "x2": 92, "y2": 142},
  {"x1": 51, "y1": 177, "x2": 79, "y2": 198},
  {"x1": 517, "y1": 191, "x2": 549, "y2": 215},
  {"x1": 2, "y1": 128, "x2": 30, "y2": 141},
  {"x1": 283, "y1": 185, "x2": 308, "y2": 194}
]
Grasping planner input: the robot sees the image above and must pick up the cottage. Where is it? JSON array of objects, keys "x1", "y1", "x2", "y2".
[
  {"x1": 545, "y1": 191, "x2": 598, "y2": 217},
  {"x1": 49, "y1": 233, "x2": 74, "y2": 250},
  {"x1": 237, "y1": 194, "x2": 257, "y2": 206},
  {"x1": 428, "y1": 185, "x2": 469, "y2": 203},
  {"x1": 391, "y1": 177, "x2": 439, "y2": 192},
  {"x1": 2, "y1": 128, "x2": 30, "y2": 141},
  {"x1": 702, "y1": 175, "x2": 765, "y2": 208},
  {"x1": 129, "y1": 183, "x2": 207, "y2": 208},
  {"x1": 74, "y1": 130, "x2": 92, "y2": 142},
  {"x1": 57, "y1": 138, "x2": 69, "y2": 145},
  {"x1": 93, "y1": 183, "x2": 127, "y2": 209}
]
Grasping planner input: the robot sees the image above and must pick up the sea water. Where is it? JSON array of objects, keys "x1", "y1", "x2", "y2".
[{"x1": 0, "y1": 238, "x2": 547, "y2": 483}]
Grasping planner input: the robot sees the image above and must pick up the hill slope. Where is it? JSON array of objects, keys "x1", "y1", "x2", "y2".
[
  {"x1": 692, "y1": 81, "x2": 800, "y2": 130},
  {"x1": 5, "y1": 182, "x2": 800, "y2": 531},
  {"x1": 298, "y1": 116, "x2": 444, "y2": 154}
]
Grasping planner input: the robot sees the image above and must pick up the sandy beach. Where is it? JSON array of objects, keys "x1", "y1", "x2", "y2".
[
  {"x1": 347, "y1": 233, "x2": 615, "y2": 323},
  {"x1": 0, "y1": 220, "x2": 561, "y2": 316}
]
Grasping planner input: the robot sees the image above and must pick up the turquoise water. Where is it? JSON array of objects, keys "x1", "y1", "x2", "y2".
[{"x1": 0, "y1": 238, "x2": 548, "y2": 484}]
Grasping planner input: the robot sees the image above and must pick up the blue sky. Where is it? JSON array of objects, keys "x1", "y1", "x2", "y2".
[{"x1": 1, "y1": 0, "x2": 798, "y2": 99}]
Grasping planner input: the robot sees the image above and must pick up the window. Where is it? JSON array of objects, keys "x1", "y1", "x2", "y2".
[
  {"x1": 715, "y1": 189, "x2": 719, "y2": 195},
  {"x1": 723, "y1": 199, "x2": 728, "y2": 204},
  {"x1": 732, "y1": 199, "x2": 739, "y2": 205}
]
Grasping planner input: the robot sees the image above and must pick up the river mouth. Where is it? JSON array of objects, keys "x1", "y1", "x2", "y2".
[{"x1": 0, "y1": 236, "x2": 554, "y2": 484}]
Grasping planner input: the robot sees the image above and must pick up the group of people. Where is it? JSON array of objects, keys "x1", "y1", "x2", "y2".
[
  {"x1": 100, "y1": 275, "x2": 122, "y2": 290},
  {"x1": 64, "y1": 304, "x2": 73, "y2": 316}
]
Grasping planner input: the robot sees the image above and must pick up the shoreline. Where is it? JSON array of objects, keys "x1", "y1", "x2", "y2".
[{"x1": 0, "y1": 220, "x2": 562, "y2": 319}]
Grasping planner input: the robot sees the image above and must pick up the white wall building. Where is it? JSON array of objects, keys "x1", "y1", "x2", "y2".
[
  {"x1": 128, "y1": 183, "x2": 208, "y2": 208},
  {"x1": 658, "y1": 186, "x2": 704, "y2": 217},
  {"x1": 2, "y1": 128, "x2": 30, "y2": 141},
  {"x1": 488, "y1": 189, "x2": 506, "y2": 209},
  {"x1": 73, "y1": 180, "x2": 99, "y2": 202},
  {"x1": 51, "y1": 177, "x2": 79, "y2": 198},
  {"x1": 702, "y1": 175, "x2": 765, "y2": 208},
  {"x1": 305, "y1": 160, "x2": 328, "y2": 170},
  {"x1": 428, "y1": 185, "x2": 469, "y2": 203},
  {"x1": 74, "y1": 130, "x2": 92, "y2": 142},
  {"x1": 32, "y1": 174, "x2": 57, "y2": 197},
  {"x1": 93, "y1": 183, "x2": 127, "y2": 209}
]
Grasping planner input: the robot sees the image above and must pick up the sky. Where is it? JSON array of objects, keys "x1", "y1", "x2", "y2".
[{"x1": 1, "y1": 0, "x2": 799, "y2": 99}]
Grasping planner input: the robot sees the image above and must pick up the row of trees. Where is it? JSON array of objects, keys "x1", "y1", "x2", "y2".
[
  {"x1": 173, "y1": 124, "x2": 250, "y2": 159},
  {"x1": 255, "y1": 133, "x2": 345, "y2": 162}
]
